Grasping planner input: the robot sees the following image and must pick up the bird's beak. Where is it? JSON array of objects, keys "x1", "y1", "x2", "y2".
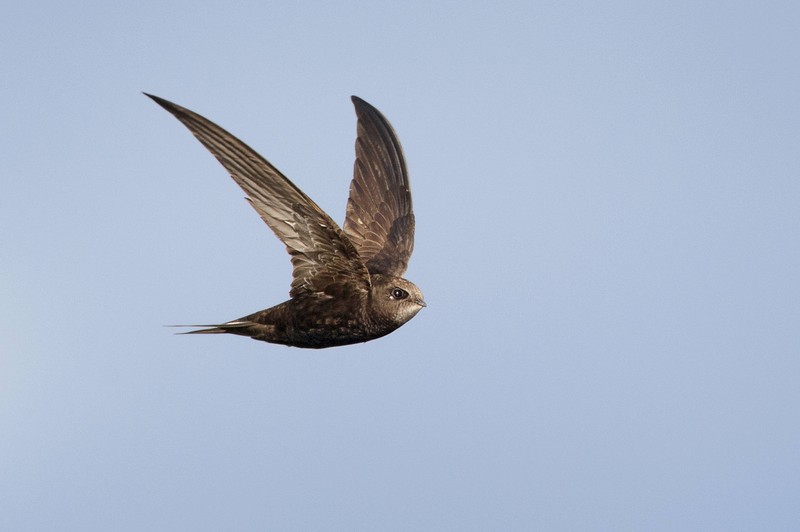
[{"x1": 416, "y1": 298, "x2": 427, "y2": 308}]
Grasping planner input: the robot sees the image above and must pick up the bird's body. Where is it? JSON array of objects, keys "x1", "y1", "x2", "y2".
[
  {"x1": 196, "y1": 274, "x2": 420, "y2": 348},
  {"x1": 147, "y1": 94, "x2": 425, "y2": 348}
]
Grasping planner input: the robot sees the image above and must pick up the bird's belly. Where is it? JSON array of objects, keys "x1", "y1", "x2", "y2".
[
  {"x1": 286, "y1": 317, "x2": 383, "y2": 348},
  {"x1": 245, "y1": 299, "x2": 394, "y2": 349}
]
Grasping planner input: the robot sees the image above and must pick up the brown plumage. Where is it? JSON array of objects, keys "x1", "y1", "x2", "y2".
[{"x1": 147, "y1": 94, "x2": 425, "y2": 348}]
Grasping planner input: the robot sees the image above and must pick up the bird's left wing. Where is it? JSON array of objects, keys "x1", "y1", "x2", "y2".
[{"x1": 146, "y1": 94, "x2": 371, "y2": 297}]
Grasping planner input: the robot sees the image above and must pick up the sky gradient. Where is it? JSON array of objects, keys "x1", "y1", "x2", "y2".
[{"x1": 2, "y1": 1, "x2": 799, "y2": 530}]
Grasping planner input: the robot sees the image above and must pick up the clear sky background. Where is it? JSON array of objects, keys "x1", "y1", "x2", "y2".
[{"x1": 2, "y1": 1, "x2": 798, "y2": 530}]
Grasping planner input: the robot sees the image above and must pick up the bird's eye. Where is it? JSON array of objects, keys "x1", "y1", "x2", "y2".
[{"x1": 390, "y1": 287, "x2": 409, "y2": 300}]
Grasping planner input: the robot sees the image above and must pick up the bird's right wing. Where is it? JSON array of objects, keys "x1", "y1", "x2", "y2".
[{"x1": 344, "y1": 96, "x2": 415, "y2": 277}]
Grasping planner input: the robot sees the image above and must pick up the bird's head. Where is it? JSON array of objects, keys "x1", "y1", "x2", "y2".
[{"x1": 369, "y1": 274, "x2": 426, "y2": 328}]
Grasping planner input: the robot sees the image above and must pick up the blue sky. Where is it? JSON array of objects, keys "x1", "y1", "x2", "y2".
[{"x1": 2, "y1": 1, "x2": 799, "y2": 530}]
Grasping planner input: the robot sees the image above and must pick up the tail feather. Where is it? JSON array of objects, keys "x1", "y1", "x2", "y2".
[
  {"x1": 177, "y1": 327, "x2": 227, "y2": 335},
  {"x1": 166, "y1": 321, "x2": 256, "y2": 335}
]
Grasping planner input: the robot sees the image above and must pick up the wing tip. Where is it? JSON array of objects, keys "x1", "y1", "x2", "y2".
[
  {"x1": 143, "y1": 92, "x2": 165, "y2": 105},
  {"x1": 144, "y1": 93, "x2": 189, "y2": 117},
  {"x1": 351, "y1": 95, "x2": 376, "y2": 113}
]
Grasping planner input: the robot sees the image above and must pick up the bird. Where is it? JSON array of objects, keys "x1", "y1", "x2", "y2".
[{"x1": 146, "y1": 93, "x2": 425, "y2": 348}]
